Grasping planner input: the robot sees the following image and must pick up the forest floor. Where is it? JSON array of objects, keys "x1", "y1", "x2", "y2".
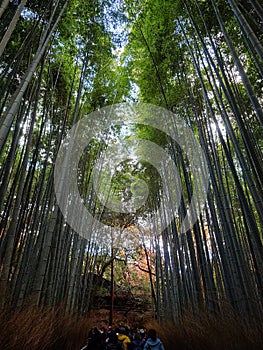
[{"x1": 1, "y1": 304, "x2": 263, "y2": 350}]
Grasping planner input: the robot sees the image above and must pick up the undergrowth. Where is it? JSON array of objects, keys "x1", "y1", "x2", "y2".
[
  {"x1": 0, "y1": 304, "x2": 262, "y2": 349},
  {"x1": 146, "y1": 307, "x2": 263, "y2": 350},
  {"x1": 0, "y1": 305, "x2": 90, "y2": 350}
]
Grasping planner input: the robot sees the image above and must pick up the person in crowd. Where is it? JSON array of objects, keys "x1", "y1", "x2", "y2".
[
  {"x1": 87, "y1": 327, "x2": 105, "y2": 350},
  {"x1": 99, "y1": 326, "x2": 107, "y2": 349},
  {"x1": 139, "y1": 329, "x2": 147, "y2": 344},
  {"x1": 125, "y1": 326, "x2": 133, "y2": 341},
  {"x1": 106, "y1": 326, "x2": 115, "y2": 339},
  {"x1": 116, "y1": 327, "x2": 131, "y2": 350},
  {"x1": 106, "y1": 331, "x2": 123, "y2": 350},
  {"x1": 132, "y1": 333, "x2": 144, "y2": 350},
  {"x1": 143, "y1": 329, "x2": 165, "y2": 350}
]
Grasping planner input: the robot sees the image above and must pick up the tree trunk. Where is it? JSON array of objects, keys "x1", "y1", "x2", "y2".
[
  {"x1": 0, "y1": 0, "x2": 27, "y2": 58},
  {"x1": 0, "y1": 0, "x2": 9, "y2": 19}
]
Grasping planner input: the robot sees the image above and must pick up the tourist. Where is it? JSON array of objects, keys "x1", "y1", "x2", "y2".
[{"x1": 143, "y1": 329, "x2": 165, "y2": 350}]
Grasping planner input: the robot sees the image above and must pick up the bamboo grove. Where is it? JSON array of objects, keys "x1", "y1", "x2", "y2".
[{"x1": 0, "y1": 0, "x2": 262, "y2": 324}]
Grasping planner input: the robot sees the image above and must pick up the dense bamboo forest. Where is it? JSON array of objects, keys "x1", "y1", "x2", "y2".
[{"x1": 0, "y1": 0, "x2": 263, "y2": 349}]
